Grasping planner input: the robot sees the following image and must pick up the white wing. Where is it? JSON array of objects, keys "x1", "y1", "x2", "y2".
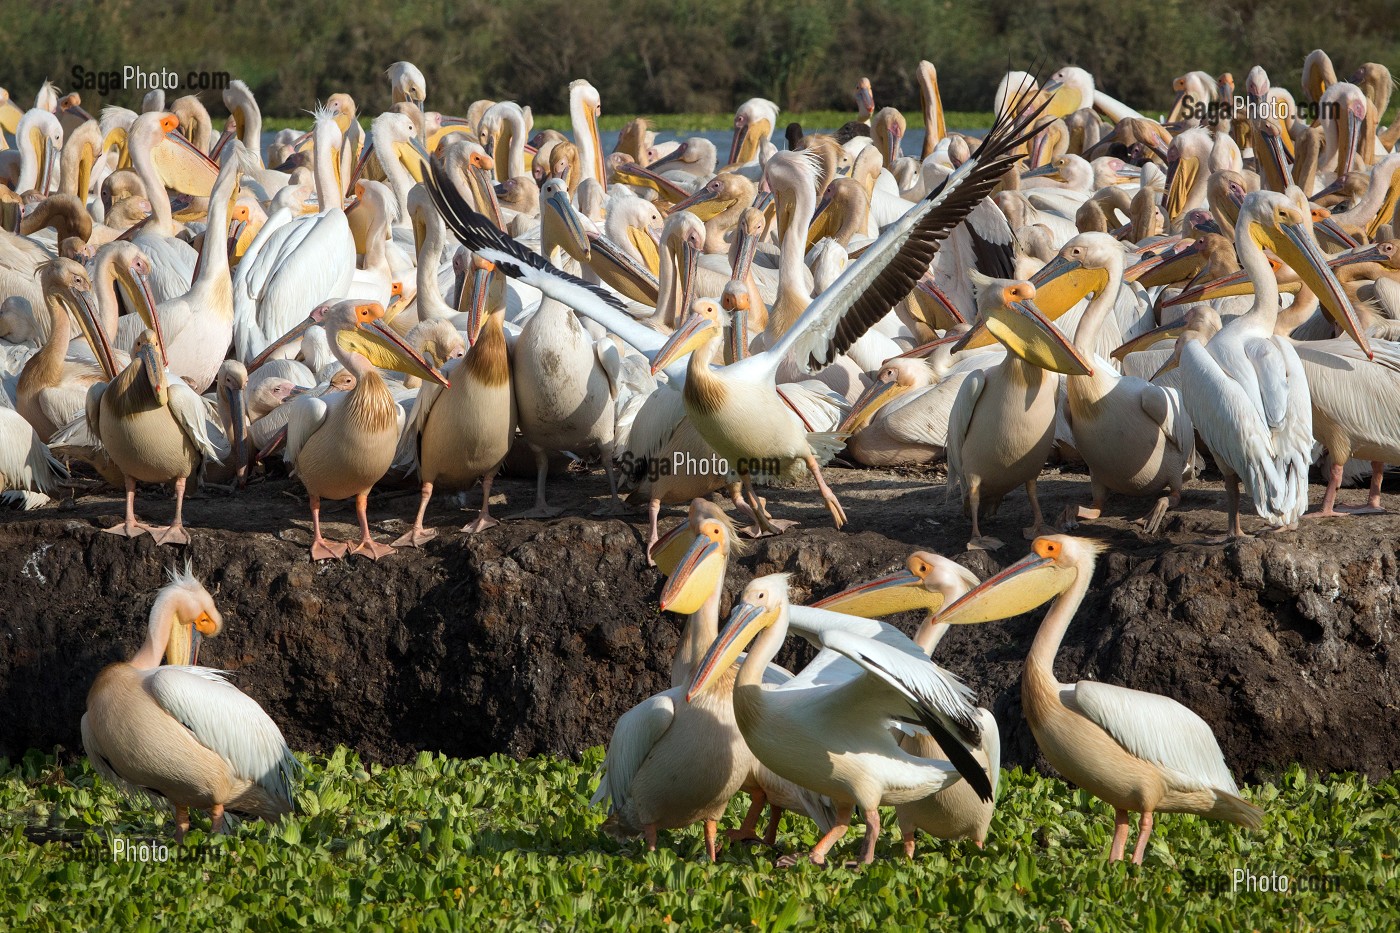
[
  {"x1": 1137, "y1": 378, "x2": 1194, "y2": 462},
  {"x1": 590, "y1": 689, "x2": 677, "y2": 812},
  {"x1": 167, "y1": 382, "x2": 224, "y2": 462},
  {"x1": 283, "y1": 395, "x2": 330, "y2": 468},
  {"x1": 0, "y1": 408, "x2": 65, "y2": 494},
  {"x1": 1070, "y1": 680, "x2": 1238, "y2": 794},
  {"x1": 233, "y1": 211, "x2": 355, "y2": 362},
  {"x1": 145, "y1": 666, "x2": 300, "y2": 805},
  {"x1": 944, "y1": 368, "x2": 985, "y2": 493}
]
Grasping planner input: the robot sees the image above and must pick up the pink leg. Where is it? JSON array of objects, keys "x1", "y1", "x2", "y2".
[
  {"x1": 858, "y1": 807, "x2": 881, "y2": 865},
  {"x1": 643, "y1": 823, "x2": 658, "y2": 852},
  {"x1": 703, "y1": 819, "x2": 719, "y2": 862},
  {"x1": 308, "y1": 495, "x2": 347, "y2": 561},
  {"x1": 1109, "y1": 809, "x2": 1131, "y2": 861},
  {"x1": 644, "y1": 498, "x2": 662, "y2": 566},
  {"x1": 462, "y1": 472, "x2": 501, "y2": 533},
  {"x1": 779, "y1": 803, "x2": 852, "y2": 867},
  {"x1": 726, "y1": 790, "x2": 765, "y2": 843},
  {"x1": 154, "y1": 477, "x2": 191, "y2": 545},
  {"x1": 348, "y1": 491, "x2": 394, "y2": 560},
  {"x1": 210, "y1": 803, "x2": 226, "y2": 834},
  {"x1": 103, "y1": 476, "x2": 150, "y2": 537},
  {"x1": 173, "y1": 805, "x2": 191, "y2": 843},
  {"x1": 1131, "y1": 811, "x2": 1154, "y2": 865},
  {"x1": 805, "y1": 454, "x2": 847, "y2": 528},
  {"x1": 763, "y1": 808, "x2": 784, "y2": 847},
  {"x1": 393, "y1": 482, "x2": 437, "y2": 547}
]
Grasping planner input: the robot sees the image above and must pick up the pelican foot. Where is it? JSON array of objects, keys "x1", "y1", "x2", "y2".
[
  {"x1": 823, "y1": 496, "x2": 848, "y2": 529},
  {"x1": 1137, "y1": 498, "x2": 1170, "y2": 535},
  {"x1": 777, "y1": 852, "x2": 824, "y2": 869},
  {"x1": 511, "y1": 504, "x2": 564, "y2": 519},
  {"x1": 460, "y1": 515, "x2": 499, "y2": 534},
  {"x1": 724, "y1": 829, "x2": 763, "y2": 845},
  {"x1": 1057, "y1": 505, "x2": 1080, "y2": 531},
  {"x1": 1305, "y1": 504, "x2": 1388, "y2": 518},
  {"x1": 1257, "y1": 522, "x2": 1298, "y2": 536},
  {"x1": 349, "y1": 538, "x2": 396, "y2": 561},
  {"x1": 966, "y1": 535, "x2": 1005, "y2": 552},
  {"x1": 739, "y1": 518, "x2": 797, "y2": 539},
  {"x1": 310, "y1": 539, "x2": 349, "y2": 561},
  {"x1": 153, "y1": 525, "x2": 190, "y2": 547},
  {"x1": 102, "y1": 521, "x2": 151, "y2": 538},
  {"x1": 1199, "y1": 532, "x2": 1249, "y2": 545},
  {"x1": 392, "y1": 527, "x2": 438, "y2": 548}
]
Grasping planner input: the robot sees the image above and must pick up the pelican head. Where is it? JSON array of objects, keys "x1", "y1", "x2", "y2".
[
  {"x1": 937, "y1": 536, "x2": 1105, "y2": 625},
  {"x1": 957, "y1": 273, "x2": 1093, "y2": 375},
  {"x1": 316, "y1": 300, "x2": 451, "y2": 385},
  {"x1": 687, "y1": 573, "x2": 790, "y2": 701},
  {"x1": 649, "y1": 300, "x2": 721, "y2": 375},
  {"x1": 729, "y1": 98, "x2": 778, "y2": 167},
  {"x1": 838, "y1": 357, "x2": 936, "y2": 433},
  {"x1": 672, "y1": 172, "x2": 754, "y2": 222},
  {"x1": 813, "y1": 551, "x2": 979, "y2": 618},
  {"x1": 1240, "y1": 188, "x2": 1370, "y2": 357},
  {"x1": 216, "y1": 359, "x2": 250, "y2": 483},
  {"x1": 540, "y1": 178, "x2": 589, "y2": 259},
  {"x1": 657, "y1": 500, "x2": 740, "y2": 615},
  {"x1": 1026, "y1": 232, "x2": 1123, "y2": 316},
  {"x1": 151, "y1": 562, "x2": 223, "y2": 666},
  {"x1": 388, "y1": 61, "x2": 427, "y2": 108}
]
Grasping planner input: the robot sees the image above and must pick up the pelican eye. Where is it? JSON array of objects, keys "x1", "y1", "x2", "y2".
[{"x1": 1034, "y1": 539, "x2": 1061, "y2": 558}]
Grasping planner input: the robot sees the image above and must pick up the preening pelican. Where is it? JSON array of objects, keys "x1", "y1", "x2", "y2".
[
  {"x1": 689, "y1": 574, "x2": 992, "y2": 866},
  {"x1": 814, "y1": 551, "x2": 999, "y2": 854},
  {"x1": 938, "y1": 536, "x2": 1263, "y2": 863},
  {"x1": 81, "y1": 566, "x2": 298, "y2": 840},
  {"x1": 1177, "y1": 189, "x2": 1370, "y2": 538},
  {"x1": 273, "y1": 300, "x2": 448, "y2": 560}
]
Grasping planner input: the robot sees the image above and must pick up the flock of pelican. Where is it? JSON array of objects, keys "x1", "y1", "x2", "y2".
[{"x1": 2, "y1": 48, "x2": 1386, "y2": 856}]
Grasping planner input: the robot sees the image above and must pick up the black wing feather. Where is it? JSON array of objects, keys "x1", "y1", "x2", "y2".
[
  {"x1": 423, "y1": 160, "x2": 632, "y2": 315},
  {"x1": 808, "y1": 78, "x2": 1052, "y2": 371}
]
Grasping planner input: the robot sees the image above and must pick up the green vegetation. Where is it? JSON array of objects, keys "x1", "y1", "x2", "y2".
[
  {"x1": 2, "y1": 747, "x2": 1396, "y2": 930},
  {"x1": 7, "y1": 1, "x2": 1397, "y2": 122}
]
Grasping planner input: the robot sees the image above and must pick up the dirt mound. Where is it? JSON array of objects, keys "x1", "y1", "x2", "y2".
[{"x1": 2, "y1": 466, "x2": 1397, "y2": 781}]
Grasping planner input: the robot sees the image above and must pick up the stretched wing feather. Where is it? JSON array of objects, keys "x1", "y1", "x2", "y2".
[
  {"x1": 167, "y1": 382, "x2": 224, "y2": 462},
  {"x1": 283, "y1": 395, "x2": 330, "y2": 468}
]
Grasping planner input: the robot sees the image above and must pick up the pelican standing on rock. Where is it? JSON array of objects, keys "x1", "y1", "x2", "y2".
[
  {"x1": 266, "y1": 299, "x2": 447, "y2": 560},
  {"x1": 1177, "y1": 189, "x2": 1371, "y2": 539},
  {"x1": 938, "y1": 536, "x2": 1263, "y2": 863},
  {"x1": 394, "y1": 273, "x2": 516, "y2": 546},
  {"x1": 81, "y1": 567, "x2": 298, "y2": 841}
]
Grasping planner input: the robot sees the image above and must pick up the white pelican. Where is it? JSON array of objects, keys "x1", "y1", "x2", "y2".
[
  {"x1": 938, "y1": 536, "x2": 1263, "y2": 862},
  {"x1": 567, "y1": 80, "x2": 606, "y2": 192},
  {"x1": 1030, "y1": 233, "x2": 1198, "y2": 532},
  {"x1": 232, "y1": 107, "x2": 359, "y2": 363},
  {"x1": 689, "y1": 574, "x2": 992, "y2": 866},
  {"x1": 149, "y1": 143, "x2": 249, "y2": 394},
  {"x1": 946, "y1": 274, "x2": 1092, "y2": 550},
  {"x1": 270, "y1": 299, "x2": 448, "y2": 560},
  {"x1": 0, "y1": 405, "x2": 66, "y2": 509},
  {"x1": 429, "y1": 93, "x2": 1046, "y2": 533},
  {"x1": 86, "y1": 319, "x2": 222, "y2": 545},
  {"x1": 81, "y1": 566, "x2": 299, "y2": 840},
  {"x1": 125, "y1": 112, "x2": 208, "y2": 302},
  {"x1": 394, "y1": 284, "x2": 515, "y2": 545},
  {"x1": 592, "y1": 502, "x2": 762, "y2": 860},
  {"x1": 814, "y1": 551, "x2": 999, "y2": 853},
  {"x1": 1177, "y1": 188, "x2": 1370, "y2": 539}
]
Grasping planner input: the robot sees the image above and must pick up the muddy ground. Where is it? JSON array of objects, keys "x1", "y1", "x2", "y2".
[{"x1": 2, "y1": 458, "x2": 1397, "y2": 782}]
